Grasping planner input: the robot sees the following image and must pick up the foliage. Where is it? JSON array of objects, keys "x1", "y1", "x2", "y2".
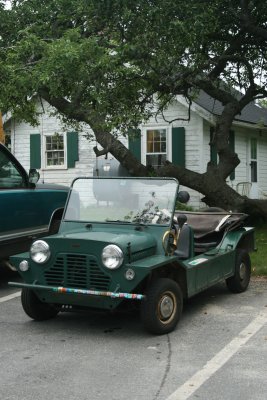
[
  {"x1": 250, "y1": 227, "x2": 267, "y2": 276},
  {"x1": 1, "y1": 1, "x2": 267, "y2": 216},
  {"x1": 1, "y1": 1, "x2": 267, "y2": 128},
  {"x1": 175, "y1": 201, "x2": 194, "y2": 212},
  {"x1": 258, "y1": 99, "x2": 267, "y2": 109},
  {"x1": 0, "y1": 0, "x2": 152, "y2": 129}
]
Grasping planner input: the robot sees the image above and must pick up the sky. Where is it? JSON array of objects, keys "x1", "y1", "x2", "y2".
[{"x1": 4, "y1": 1, "x2": 11, "y2": 10}]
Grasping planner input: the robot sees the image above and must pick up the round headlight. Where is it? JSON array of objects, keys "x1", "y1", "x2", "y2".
[
  {"x1": 102, "y1": 245, "x2": 123, "y2": 270},
  {"x1": 30, "y1": 240, "x2": 51, "y2": 264}
]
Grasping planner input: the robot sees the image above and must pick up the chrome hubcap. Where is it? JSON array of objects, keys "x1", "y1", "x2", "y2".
[{"x1": 159, "y1": 294, "x2": 175, "y2": 320}]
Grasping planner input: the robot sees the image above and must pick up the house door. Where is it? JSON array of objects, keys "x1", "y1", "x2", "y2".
[{"x1": 248, "y1": 138, "x2": 258, "y2": 198}]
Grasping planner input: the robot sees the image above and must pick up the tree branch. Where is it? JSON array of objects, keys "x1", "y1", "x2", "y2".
[
  {"x1": 93, "y1": 145, "x2": 110, "y2": 157},
  {"x1": 240, "y1": 0, "x2": 267, "y2": 41}
]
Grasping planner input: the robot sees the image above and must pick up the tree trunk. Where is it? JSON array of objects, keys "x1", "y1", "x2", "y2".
[
  {"x1": 40, "y1": 90, "x2": 267, "y2": 222},
  {"x1": 160, "y1": 161, "x2": 267, "y2": 221}
]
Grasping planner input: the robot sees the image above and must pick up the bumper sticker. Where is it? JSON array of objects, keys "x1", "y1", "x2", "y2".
[{"x1": 54, "y1": 286, "x2": 145, "y2": 300}]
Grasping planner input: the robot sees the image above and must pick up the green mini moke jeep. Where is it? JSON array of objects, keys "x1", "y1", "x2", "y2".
[{"x1": 10, "y1": 177, "x2": 255, "y2": 334}]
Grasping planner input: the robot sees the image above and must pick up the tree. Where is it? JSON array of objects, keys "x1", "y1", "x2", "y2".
[{"x1": 1, "y1": 0, "x2": 267, "y2": 219}]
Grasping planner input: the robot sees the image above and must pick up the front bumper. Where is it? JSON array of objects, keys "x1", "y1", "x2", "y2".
[{"x1": 9, "y1": 281, "x2": 145, "y2": 300}]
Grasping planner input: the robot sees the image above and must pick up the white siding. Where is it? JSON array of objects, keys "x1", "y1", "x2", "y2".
[
  {"x1": 141, "y1": 99, "x2": 204, "y2": 208},
  {"x1": 9, "y1": 100, "x2": 126, "y2": 187},
  {"x1": 256, "y1": 131, "x2": 267, "y2": 197},
  {"x1": 203, "y1": 123, "x2": 251, "y2": 191},
  {"x1": 8, "y1": 97, "x2": 267, "y2": 209},
  {"x1": 203, "y1": 123, "x2": 267, "y2": 198},
  {"x1": 7, "y1": 98, "x2": 206, "y2": 209}
]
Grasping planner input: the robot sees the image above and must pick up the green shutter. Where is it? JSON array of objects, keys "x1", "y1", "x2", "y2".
[
  {"x1": 30, "y1": 134, "x2": 41, "y2": 169},
  {"x1": 172, "y1": 127, "x2": 185, "y2": 167},
  {"x1": 229, "y1": 130, "x2": 235, "y2": 180},
  {"x1": 128, "y1": 129, "x2": 141, "y2": 161},
  {"x1": 210, "y1": 127, "x2": 217, "y2": 165},
  {"x1": 67, "y1": 131, "x2": 79, "y2": 168}
]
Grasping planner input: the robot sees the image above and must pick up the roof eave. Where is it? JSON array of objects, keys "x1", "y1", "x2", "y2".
[{"x1": 176, "y1": 95, "x2": 267, "y2": 131}]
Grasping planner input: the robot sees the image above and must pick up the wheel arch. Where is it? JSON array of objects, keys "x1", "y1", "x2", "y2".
[
  {"x1": 143, "y1": 262, "x2": 188, "y2": 299},
  {"x1": 48, "y1": 207, "x2": 64, "y2": 234},
  {"x1": 236, "y1": 230, "x2": 255, "y2": 253}
]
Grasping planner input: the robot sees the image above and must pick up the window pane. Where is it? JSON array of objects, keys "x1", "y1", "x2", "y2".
[
  {"x1": 154, "y1": 130, "x2": 161, "y2": 140},
  {"x1": 0, "y1": 152, "x2": 24, "y2": 188},
  {"x1": 146, "y1": 129, "x2": 166, "y2": 154},
  {"x1": 154, "y1": 142, "x2": 161, "y2": 152},
  {"x1": 46, "y1": 137, "x2": 52, "y2": 150},
  {"x1": 160, "y1": 142, "x2": 166, "y2": 152},
  {"x1": 251, "y1": 161, "x2": 257, "y2": 182},
  {"x1": 146, "y1": 154, "x2": 166, "y2": 170},
  {"x1": 251, "y1": 138, "x2": 257, "y2": 160},
  {"x1": 147, "y1": 141, "x2": 154, "y2": 153},
  {"x1": 147, "y1": 130, "x2": 154, "y2": 141},
  {"x1": 45, "y1": 135, "x2": 65, "y2": 167}
]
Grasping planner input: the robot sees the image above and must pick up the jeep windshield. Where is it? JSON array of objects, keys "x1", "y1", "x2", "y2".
[{"x1": 64, "y1": 177, "x2": 178, "y2": 225}]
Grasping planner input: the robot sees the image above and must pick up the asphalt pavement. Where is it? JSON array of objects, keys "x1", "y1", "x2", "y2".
[{"x1": 0, "y1": 269, "x2": 266, "y2": 400}]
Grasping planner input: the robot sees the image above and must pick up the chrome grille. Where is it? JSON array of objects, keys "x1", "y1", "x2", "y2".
[
  {"x1": 44, "y1": 254, "x2": 111, "y2": 290},
  {"x1": 66, "y1": 254, "x2": 87, "y2": 288},
  {"x1": 45, "y1": 257, "x2": 64, "y2": 285},
  {"x1": 89, "y1": 261, "x2": 110, "y2": 289}
]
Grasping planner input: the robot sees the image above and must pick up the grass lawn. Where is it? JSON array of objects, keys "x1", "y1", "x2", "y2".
[{"x1": 250, "y1": 227, "x2": 267, "y2": 276}]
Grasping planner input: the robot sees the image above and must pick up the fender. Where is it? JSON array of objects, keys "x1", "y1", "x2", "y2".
[
  {"x1": 48, "y1": 207, "x2": 65, "y2": 234},
  {"x1": 220, "y1": 227, "x2": 255, "y2": 252}
]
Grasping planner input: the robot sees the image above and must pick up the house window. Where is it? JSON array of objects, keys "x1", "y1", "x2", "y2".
[
  {"x1": 44, "y1": 134, "x2": 65, "y2": 168},
  {"x1": 146, "y1": 128, "x2": 167, "y2": 169},
  {"x1": 250, "y1": 138, "x2": 257, "y2": 182},
  {"x1": 30, "y1": 132, "x2": 78, "y2": 170}
]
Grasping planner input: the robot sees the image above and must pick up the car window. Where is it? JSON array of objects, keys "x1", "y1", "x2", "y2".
[{"x1": 0, "y1": 150, "x2": 25, "y2": 188}]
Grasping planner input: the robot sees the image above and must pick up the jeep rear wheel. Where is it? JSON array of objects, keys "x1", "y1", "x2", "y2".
[
  {"x1": 226, "y1": 250, "x2": 251, "y2": 293},
  {"x1": 140, "y1": 278, "x2": 183, "y2": 335},
  {"x1": 21, "y1": 288, "x2": 59, "y2": 321}
]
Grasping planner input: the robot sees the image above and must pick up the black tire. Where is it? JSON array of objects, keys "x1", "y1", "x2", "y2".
[
  {"x1": 140, "y1": 278, "x2": 183, "y2": 335},
  {"x1": 21, "y1": 288, "x2": 59, "y2": 321},
  {"x1": 226, "y1": 250, "x2": 251, "y2": 293}
]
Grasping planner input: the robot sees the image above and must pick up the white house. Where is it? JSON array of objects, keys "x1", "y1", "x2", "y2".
[{"x1": 4, "y1": 92, "x2": 267, "y2": 209}]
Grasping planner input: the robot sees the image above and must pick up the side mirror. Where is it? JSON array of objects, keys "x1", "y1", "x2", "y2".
[
  {"x1": 29, "y1": 169, "x2": 40, "y2": 184},
  {"x1": 177, "y1": 191, "x2": 190, "y2": 204}
]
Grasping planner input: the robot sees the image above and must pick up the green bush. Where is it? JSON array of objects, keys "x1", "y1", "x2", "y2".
[
  {"x1": 250, "y1": 227, "x2": 267, "y2": 276},
  {"x1": 175, "y1": 201, "x2": 194, "y2": 211}
]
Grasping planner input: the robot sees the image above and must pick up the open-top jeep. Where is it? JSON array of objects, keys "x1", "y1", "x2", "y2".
[{"x1": 9, "y1": 177, "x2": 255, "y2": 334}]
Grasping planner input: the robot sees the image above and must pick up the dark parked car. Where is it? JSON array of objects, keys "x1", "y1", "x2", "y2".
[{"x1": 0, "y1": 143, "x2": 69, "y2": 269}]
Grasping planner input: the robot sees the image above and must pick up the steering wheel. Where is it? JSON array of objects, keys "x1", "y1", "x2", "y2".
[{"x1": 162, "y1": 227, "x2": 178, "y2": 256}]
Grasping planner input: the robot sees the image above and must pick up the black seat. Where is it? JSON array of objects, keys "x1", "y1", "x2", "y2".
[
  {"x1": 174, "y1": 224, "x2": 194, "y2": 259},
  {"x1": 174, "y1": 211, "x2": 247, "y2": 255}
]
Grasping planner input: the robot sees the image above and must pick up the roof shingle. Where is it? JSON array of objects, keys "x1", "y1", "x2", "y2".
[{"x1": 194, "y1": 90, "x2": 267, "y2": 126}]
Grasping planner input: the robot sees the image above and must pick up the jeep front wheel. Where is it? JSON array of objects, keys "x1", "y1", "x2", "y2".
[
  {"x1": 21, "y1": 288, "x2": 59, "y2": 321},
  {"x1": 140, "y1": 278, "x2": 183, "y2": 335}
]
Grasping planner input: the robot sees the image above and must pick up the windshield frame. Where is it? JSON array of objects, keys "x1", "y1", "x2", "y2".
[{"x1": 63, "y1": 177, "x2": 179, "y2": 227}]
